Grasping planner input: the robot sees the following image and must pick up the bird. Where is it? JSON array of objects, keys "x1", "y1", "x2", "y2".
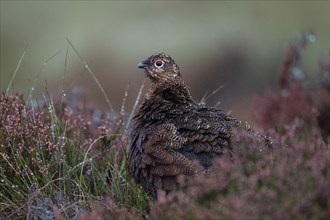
[{"x1": 128, "y1": 52, "x2": 269, "y2": 199}]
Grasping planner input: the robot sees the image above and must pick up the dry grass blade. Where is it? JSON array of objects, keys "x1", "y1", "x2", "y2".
[
  {"x1": 27, "y1": 49, "x2": 62, "y2": 101},
  {"x1": 61, "y1": 46, "x2": 69, "y2": 95},
  {"x1": 126, "y1": 78, "x2": 145, "y2": 130},
  {"x1": 121, "y1": 85, "x2": 130, "y2": 115},
  {"x1": 200, "y1": 84, "x2": 224, "y2": 104},
  {"x1": 66, "y1": 37, "x2": 115, "y2": 115},
  {"x1": 6, "y1": 44, "x2": 29, "y2": 94}
]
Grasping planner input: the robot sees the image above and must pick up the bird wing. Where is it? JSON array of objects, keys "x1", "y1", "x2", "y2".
[
  {"x1": 129, "y1": 122, "x2": 197, "y2": 197},
  {"x1": 171, "y1": 106, "x2": 233, "y2": 168}
]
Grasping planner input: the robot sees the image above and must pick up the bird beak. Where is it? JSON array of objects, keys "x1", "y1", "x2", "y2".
[{"x1": 137, "y1": 60, "x2": 147, "y2": 69}]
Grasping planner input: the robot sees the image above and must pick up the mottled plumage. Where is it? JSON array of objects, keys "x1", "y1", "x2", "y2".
[{"x1": 128, "y1": 53, "x2": 239, "y2": 199}]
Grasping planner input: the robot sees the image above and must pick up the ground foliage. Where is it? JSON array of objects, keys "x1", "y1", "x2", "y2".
[{"x1": 1, "y1": 33, "x2": 329, "y2": 219}]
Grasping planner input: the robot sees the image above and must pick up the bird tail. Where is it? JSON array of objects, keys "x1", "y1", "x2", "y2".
[{"x1": 228, "y1": 116, "x2": 273, "y2": 148}]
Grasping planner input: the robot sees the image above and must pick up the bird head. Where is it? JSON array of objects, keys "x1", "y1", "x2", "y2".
[{"x1": 137, "y1": 53, "x2": 181, "y2": 83}]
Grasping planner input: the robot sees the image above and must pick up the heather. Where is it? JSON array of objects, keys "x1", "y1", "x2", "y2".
[
  {"x1": 0, "y1": 92, "x2": 148, "y2": 219},
  {"x1": 1, "y1": 90, "x2": 328, "y2": 219},
  {"x1": 1, "y1": 33, "x2": 329, "y2": 219},
  {"x1": 147, "y1": 47, "x2": 330, "y2": 219},
  {"x1": 149, "y1": 124, "x2": 329, "y2": 220}
]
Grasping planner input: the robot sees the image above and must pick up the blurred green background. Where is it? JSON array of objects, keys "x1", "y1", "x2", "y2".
[{"x1": 1, "y1": 1, "x2": 329, "y2": 120}]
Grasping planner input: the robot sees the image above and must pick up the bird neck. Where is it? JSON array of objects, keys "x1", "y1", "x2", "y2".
[{"x1": 147, "y1": 79, "x2": 194, "y2": 104}]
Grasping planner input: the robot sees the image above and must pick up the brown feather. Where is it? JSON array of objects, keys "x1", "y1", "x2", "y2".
[{"x1": 128, "y1": 53, "x2": 236, "y2": 199}]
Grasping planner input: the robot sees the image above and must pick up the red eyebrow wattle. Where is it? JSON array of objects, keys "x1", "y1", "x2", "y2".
[{"x1": 154, "y1": 59, "x2": 163, "y2": 63}]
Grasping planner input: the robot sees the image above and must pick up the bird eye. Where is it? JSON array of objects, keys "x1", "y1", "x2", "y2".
[{"x1": 154, "y1": 60, "x2": 164, "y2": 68}]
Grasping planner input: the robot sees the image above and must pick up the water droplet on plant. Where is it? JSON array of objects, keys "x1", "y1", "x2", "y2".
[
  {"x1": 292, "y1": 67, "x2": 304, "y2": 81},
  {"x1": 306, "y1": 33, "x2": 316, "y2": 43},
  {"x1": 61, "y1": 89, "x2": 67, "y2": 97}
]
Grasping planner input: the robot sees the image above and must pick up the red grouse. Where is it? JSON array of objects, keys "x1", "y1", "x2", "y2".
[{"x1": 128, "y1": 53, "x2": 267, "y2": 199}]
